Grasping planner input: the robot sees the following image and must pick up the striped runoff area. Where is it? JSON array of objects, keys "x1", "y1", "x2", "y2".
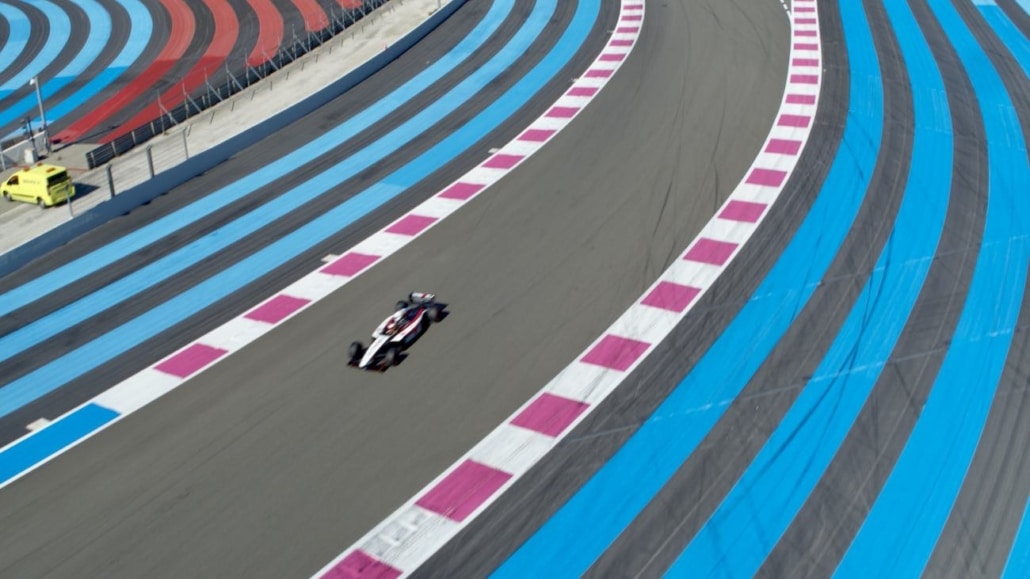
[{"x1": 316, "y1": 0, "x2": 822, "y2": 576}]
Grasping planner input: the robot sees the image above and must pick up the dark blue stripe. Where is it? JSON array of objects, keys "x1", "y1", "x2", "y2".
[{"x1": 1004, "y1": 496, "x2": 1030, "y2": 577}]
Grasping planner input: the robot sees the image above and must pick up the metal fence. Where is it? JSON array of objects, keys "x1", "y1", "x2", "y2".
[
  {"x1": 85, "y1": 0, "x2": 392, "y2": 169},
  {"x1": 0, "y1": 133, "x2": 48, "y2": 171}
]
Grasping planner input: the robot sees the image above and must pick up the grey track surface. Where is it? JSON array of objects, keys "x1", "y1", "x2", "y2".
[
  {"x1": 0, "y1": 0, "x2": 629, "y2": 576},
  {"x1": 0, "y1": 0, "x2": 790, "y2": 576}
]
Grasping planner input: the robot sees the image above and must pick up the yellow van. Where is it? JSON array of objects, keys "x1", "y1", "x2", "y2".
[{"x1": 1, "y1": 164, "x2": 75, "y2": 207}]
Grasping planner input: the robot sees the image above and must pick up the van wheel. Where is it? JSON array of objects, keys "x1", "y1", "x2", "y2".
[
  {"x1": 35, "y1": 197, "x2": 44, "y2": 207},
  {"x1": 2, "y1": 192, "x2": 10, "y2": 201}
]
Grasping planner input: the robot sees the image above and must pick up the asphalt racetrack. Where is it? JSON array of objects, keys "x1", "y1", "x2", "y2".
[{"x1": 0, "y1": 0, "x2": 788, "y2": 576}]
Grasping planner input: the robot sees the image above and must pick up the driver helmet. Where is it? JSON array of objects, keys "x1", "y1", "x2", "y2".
[{"x1": 385, "y1": 319, "x2": 397, "y2": 334}]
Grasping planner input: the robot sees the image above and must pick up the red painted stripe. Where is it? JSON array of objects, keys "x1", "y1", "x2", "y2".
[
  {"x1": 291, "y1": 0, "x2": 327, "y2": 31},
  {"x1": 547, "y1": 106, "x2": 579, "y2": 118},
  {"x1": 245, "y1": 294, "x2": 310, "y2": 324},
  {"x1": 640, "y1": 281, "x2": 701, "y2": 313},
  {"x1": 581, "y1": 335, "x2": 650, "y2": 371},
  {"x1": 482, "y1": 153, "x2": 523, "y2": 169},
  {"x1": 765, "y1": 138, "x2": 803, "y2": 155},
  {"x1": 785, "y1": 93, "x2": 816, "y2": 105},
  {"x1": 790, "y1": 74, "x2": 819, "y2": 85},
  {"x1": 746, "y1": 167, "x2": 788, "y2": 187},
  {"x1": 101, "y1": 0, "x2": 240, "y2": 144},
  {"x1": 323, "y1": 550, "x2": 401, "y2": 579},
  {"x1": 54, "y1": 0, "x2": 196, "y2": 143},
  {"x1": 518, "y1": 128, "x2": 555, "y2": 142},
  {"x1": 155, "y1": 344, "x2": 228, "y2": 378},
  {"x1": 568, "y1": 86, "x2": 598, "y2": 97},
  {"x1": 321, "y1": 252, "x2": 380, "y2": 276},
  {"x1": 719, "y1": 200, "x2": 768, "y2": 223},
  {"x1": 246, "y1": 0, "x2": 284, "y2": 66},
  {"x1": 511, "y1": 393, "x2": 589, "y2": 437},
  {"x1": 438, "y1": 182, "x2": 484, "y2": 200},
  {"x1": 385, "y1": 214, "x2": 437, "y2": 236},
  {"x1": 683, "y1": 238, "x2": 738, "y2": 266},
  {"x1": 778, "y1": 114, "x2": 811, "y2": 128},
  {"x1": 415, "y1": 460, "x2": 512, "y2": 522}
]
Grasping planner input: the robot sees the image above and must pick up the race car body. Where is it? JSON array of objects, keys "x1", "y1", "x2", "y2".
[{"x1": 348, "y1": 292, "x2": 445, "y2": 370}]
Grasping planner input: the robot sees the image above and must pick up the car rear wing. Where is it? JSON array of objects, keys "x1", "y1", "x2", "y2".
[{"x1": 409, "y1": 292, "x2": 435, "y2": 304}]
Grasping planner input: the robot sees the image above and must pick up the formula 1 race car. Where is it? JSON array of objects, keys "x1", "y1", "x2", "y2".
[{"x1": 348, "y1": 292, "x2": 446, "y2": 370}]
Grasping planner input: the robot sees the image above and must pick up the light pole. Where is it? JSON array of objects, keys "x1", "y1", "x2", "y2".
[{"x1": 29, "y1": 76, "x2": 50, "y2": 155}]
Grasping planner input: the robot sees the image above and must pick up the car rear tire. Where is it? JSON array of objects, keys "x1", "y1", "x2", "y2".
[
  {"x1": 383, "y1": 347, "x2": 399, "y2": 367},
  {"x1": 348, "y1": 341, "x2": 364, "y2": 362},
  {"x1": 395, "y1": 300, "x2": 409, "y2": 311},
  {"x1": 426, "y1": 305, "x2": 443, "y2": 323}
]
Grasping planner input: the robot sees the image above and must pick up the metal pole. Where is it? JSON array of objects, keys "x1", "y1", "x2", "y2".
[
  {"x1": 106, "y1": 164, "x2": 116, "y2": 197},
  {"x1": 146, "y1": 146, "x2": 155, "y2": 178},
  {"x1": 30, "y1": 76, "x2": 50, "y2": 155},
  {"x1": 182, "y1": 130, "x2": 189, "y2": 159}
]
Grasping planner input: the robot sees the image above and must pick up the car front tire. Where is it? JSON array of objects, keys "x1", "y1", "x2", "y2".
[{"x1": 348, "y1": 341, "x2": 364, "y2": 362}]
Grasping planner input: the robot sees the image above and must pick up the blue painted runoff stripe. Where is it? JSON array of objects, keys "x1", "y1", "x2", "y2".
[
  {"x1": 0, "y1": 0, "x2": 599, "y2": 421},
  {"x1": 15, "y1": 0, "x2": 153, "y2": 130},
  {"x1": 0, "y1": 3, "x2": 31, "y2": 80},
  {"x1": 1004, "y1": 494, "x2": 1030, "y2": 577},
  {"x1": 835, "y1": 0, "x2": 1030, "y2": 574},
  {"x1": 666, "y1": 0, "x2": 952, "y2": 573},
  {"x1": 0, "y1": 403, "x2": 119, "y2": 485},
  {"x1": 977, "y1": 4, "x2": 1029, "y2": 78},
  {"x1": 491, "y1": 0, "x2": 885, "y2": 575},
  {"x1": 0, "y1": 0, "x2": 514, "y2": 319},
  {"x1": 0, "y1": 0, "x2": 548, "y2": 404},
  {"x1": 0, "y1": 0, "x2": 111, "y2": 129},
  {"x1": 0, "y1": 0, "x2": 70, "y2": 96}
]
